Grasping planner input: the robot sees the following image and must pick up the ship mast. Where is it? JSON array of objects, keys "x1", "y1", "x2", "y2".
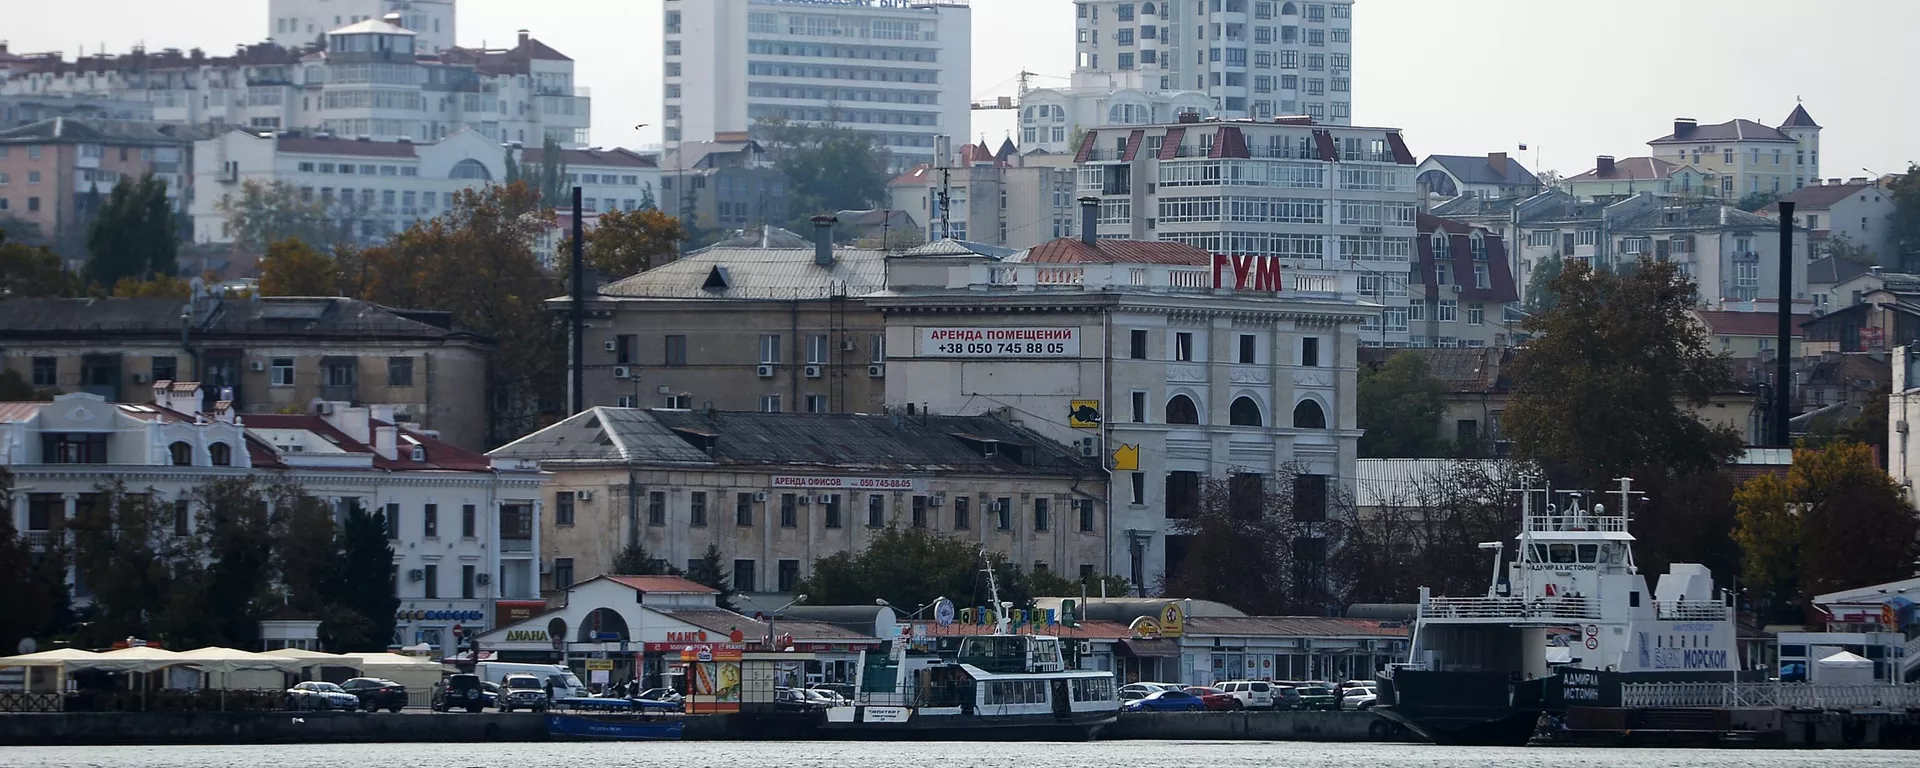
[{"x1": 982, "y1": 551, "x2": 1012, "y2": 634}]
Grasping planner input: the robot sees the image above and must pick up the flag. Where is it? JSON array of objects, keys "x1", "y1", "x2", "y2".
[{"x1": 1518, "y1": 143, "x2": 1529, "y2": 151}]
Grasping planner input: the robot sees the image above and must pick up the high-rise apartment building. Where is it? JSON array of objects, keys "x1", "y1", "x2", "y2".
[
  {"x1": 269, "y1": 0, "x2": 457, "y2": 53},
  {"x1": 663, "y1": 0, "x2": 973, "y2": 172}
]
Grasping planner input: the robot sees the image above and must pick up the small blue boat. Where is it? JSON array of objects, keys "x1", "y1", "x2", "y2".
[{"x1": 545, "y1": 713, "x2": 685, "y2": 741}]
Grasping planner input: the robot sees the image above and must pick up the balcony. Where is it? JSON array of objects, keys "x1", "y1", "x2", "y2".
[
  {"x1": 500, "y1": 538, "x2": 533, "y2": 554},
  {"x1": 1421, "y1": 595, "x2": 1600, "y2": 622}
]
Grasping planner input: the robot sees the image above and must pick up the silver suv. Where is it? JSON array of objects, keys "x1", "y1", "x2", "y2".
[{"x1": 499, "y1": 674, "x2": 549, "y2": 713}]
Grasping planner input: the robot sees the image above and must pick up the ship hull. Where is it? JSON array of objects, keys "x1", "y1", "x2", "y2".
[
  {"x1": 819, "y1": 706, "x2": 1115, "y2": 741},
  {"x1": 1377, "y1": 668, "x2": 1737, "y2": 746}
]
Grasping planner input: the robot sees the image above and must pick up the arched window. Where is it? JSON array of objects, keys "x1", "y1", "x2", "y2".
[
  {"x1": 1281, "y1": 1, "x2": 1298, "y2": 14},
  {"x1": 208, "y1": 442, "x2": 232, "y2": 467},
  {"x1": 449, "y1": 158, "x2": 492, "y2": 180},
  {"x1": 1230, "y1": 397, "x2": 1264, "y2": 426},
  {"x1": 1293, "y1": 400, "x2": 1328, "y2": 429},
  {"x1": 1022, "y1": 106, "x2": 1035, "y2": 122},
  {"x1": 1142, "y1": 2, "x2": 1156, "y2": 14},
  {"x1": 169, "y1": 441, "x2": 193, "y2": 466},
  {"x1": 1050, "y1": 105, "x2": 1066, "y2": 121},
  {"x1": 1165, "y1": 394, "x2": 1200, "y2": 425},
  {"x1": 1431, "y1": 231, "x2": 1450, "y2": 259}
]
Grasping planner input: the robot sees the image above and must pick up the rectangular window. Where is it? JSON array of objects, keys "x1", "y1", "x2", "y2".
[
  {"x1": 1301, "y1": 337, "x2": 1320, "y2": 367},
  {"x1": 805, "y1": 394, "x2": 829, "y2": 413},
  {"x1": 733, "y1": 560, "x2": 756, "y2": 592},
  {"x1": 823, "y1": 494, "x2": 842, "y2": 528},
  {"x1": 760, "y1": 394, "x2": 782, "y2": 413},
  {"x1": 664, "y1": 335, "x2": 687, "y2": 366},
  {"x1": 807, "y1": 334, "x2": 829, "y2": 364},
  {"x1": 556, "y1": 492, "x2": 575, "y2": 526},
  {"x1": 912, "y1": 495, "x2": 928, "y2": 528},
  {"x1": 1129, "y1": 329, "x2": 1148, "y2": 359},
  {"x1": 462, "y1": 564, "x2": 476, "y2": 599},
  {"x1": 648, "y1": 491, "x2": 666, "y2": 526},
  {"x1": 1238, "y1": 334, "x2": 1257, "y2": 364},
  {"x1": 1467, "y1": 303, "x2": 1485, "y2": 326},
  {"x1": 553, "y1": 558, "x2": 574, "y2": 590},
  {"x1": 996, "y1": 497, "x2": 1013, "y2": 530},
  {"x1": 173, "y1": 500, "x2": 190, "y2": 537},
  {"x1": 270, "y1": 357, "x2": 295, "y2": 386},
  {"x1": 1174, "y1": 332, "x2": 1194, "y2": 361},
  {"x1": 867, "y1": 494, "x2": 886, "y2": 527},
  {"x1": 689, "y1": 491, "x2": 707, "y2": 527},
  {"x1": 1438, "y1": 299, "x2": 1459, "y2": 322},
  {"x1": 615, "y1": 334, "x2": 637, "y2": 365},
  {"x1": 953, "y1": 496, "x2": 970, "y2": 529},
  {"x1": 1131, "y1": 390, "x2": 1147, "y2": 423},
  {"x1": 1130, "y1": 473, "x2": 1146, "y2": 505},
  {"x1": 1034, "y1": 498, "x2": 1050, "y2": 532},
  {"x1": 31, "y1": 357, "x2": 56, "y2": 387},
  {"x1": 1078, "y1": 499, "x2": 1095, "y2": 532},
  {"x1": 461, "y1": 504, "x2": 475, "y2": 537},
  {"x1": 780, "y1": 493, "x2": 798, "y2": 527},
  {"x1": 1293, "y1": 474, "x2": 1328, "y2": 522},
  {"x1": 423, "y1": 564, "x2": 438, "y2": 599},
  {"x1": 778, "y1": 559, "x2": 801, "y2": 592},
  {"x1": 151, "y1": 356, "x2": 177, "y2": 383},
  {"x1": 423, "y1": 503, "x2": 438, "y2": 537},
  {"x1": 736, "y1": 492, "x2": 754, "y2": 526},
  {"x1": 385, "y1": 502, "x2": 401, "y2": 539}
]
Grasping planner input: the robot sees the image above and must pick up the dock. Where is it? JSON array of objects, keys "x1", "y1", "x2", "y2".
[{"x1": 1533, "y1": 682, "x2": 1920, "y2": 749}]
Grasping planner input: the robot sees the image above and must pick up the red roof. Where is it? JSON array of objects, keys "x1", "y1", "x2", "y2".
[
  {"x1": 1023, "y1": 237, "x2": 1212, "y2": 265},
  {"x1": 888, "y1": 165, "x2": 932, "y2": 187},
  {"x1": 242, "y1": 413, "x2": 495, "y2": 471},
  {"x1": 956, "y1": 143, "x2": 996, "y2": 164},
  {"x1": 276, "y1": 136, "x2": 418, "y2": 158},
  {"x1": 1692, "y1": 310, "x2": 1812, "y2": 337},
  {"x1": 606, "y1": 575, "x2": 719, "y2": 594}
]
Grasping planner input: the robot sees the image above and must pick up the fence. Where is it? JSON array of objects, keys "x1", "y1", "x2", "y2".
[{"x1": 1620, "y1": 682, "x2": 1920, "y2": 710}]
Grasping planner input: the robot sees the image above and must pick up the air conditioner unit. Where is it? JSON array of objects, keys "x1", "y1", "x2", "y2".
[
  {"x1": 657, "y1": 385, "x2": 671, "y2": 395},
  {"x1": 613, "y1": 366, "x2": 632, "y2": 378},
  {"x1": 757, "y1": 364, "x2": 775, "y2": 378},
  {"x1": 603, "y1": 340, "x2": 618, "y2": 352},
  {"x1": 249, "y1": 360, "x2": 265, "y2": 372},
  {"x1": 1078, "y1": 641, "x2": 1095, "y2": 655},
  {"x1": 990, "y1": 500, "x2": 1005, "y2": 513},
  {"x1": 407, "y1": 568, "x2": 425, "y2": 582},
  {"x1": 929, "y1": 493, "x2": 945, "y2": 507},
  {"x1": 1079, "y1": 437, "x2": 1098, "y2": 458},
  {"x1": 1899, "y1": 420, "x2": 1910, "y2": 434},
  {"x1": 314, "y1": 402, "x2": 333, "y2": 415},
  {"x1": 798, "y1": 495, "x2": 812, "y2": 506},
  {"x1": 1450, "y1": 285, "x2": 1464, "y2": 293},
  {"x1": 868, "y1": 364, "x2": 885, "y2": 378},
  {"x1": 577, "y1": 489, "x2": 593, "y2": 501},
  {"x1": 840, "y1": 339, "x2": 857, "y2": 352},
  {"x1": 804, "y1": 365, "x2": 823, "y2": 378},
  {"x1": 475, "y1": 573, "x2": 491, "y2": 585},
  {"x1": 753, "y1": 491, "x2": 768, "y2": 502}
]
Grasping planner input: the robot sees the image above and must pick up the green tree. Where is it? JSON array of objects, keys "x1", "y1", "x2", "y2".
[
  {"x1": 1334, "y1": 461, "x2": 1520, "y2": 604},
  {"x1": 755, "y1": 117, "x2": 891, "y2": 230},
  {"x1": 84, "y1": 174, "x2": 178, "y2": 288},
  {"x1": 504, "y1": 147, "x2": 522, "y2": 186},
  {"x1": 1790, "y1": 442, "x2": 1918, "y2": 612},
  {"x1": 109, "y1": 274, "x2": 193, "y2": 298},
  {"x1": 1523, "y1": 253, "x2": 1565, "y2": 314},
  {"x1": 1824, "y1": 233, "x2": 1881, "y2": 266},
  {"x1": 0, "y1": 229, "x2": 78, "y2": 298},
  {"x1": 192, "y1": 477, "x2": 278, "y2": 647},
  {"x1": 683, "y1": 545, "x2": 738, "y2": 612},
  {"x1": 1163, "y1": 466, "x2": 1352, "y2": 614},
  {"x1": 1733, "y1": 470, "x2": 1799, "y2": 622},
  {"x1": 558, "y1": 207, "x2": 687, "y2": 280},
  {"x1": 269, "y1": 483, "x2": 338, "y2": 621},
  {"x1": 217, "y1": 180, "x2": 347, "y2": 254},
  {"x1": 1736, "y1": 190, "x2": 1780, "y2": 213},
  {"x1": 1358, "y1": 352, "x2": 1450, "y2": 458},
  {"x1": 1505, "y1": 257, "x2": 1743, "y2": 489},
  {"x1": 0, "y1": 469, "x2": 72, "y2": 652},
  {"x1": 1890, "y1": 164, "x2": 1920, "y2": 271},
  {"x1": 1027, "y1": 567, "x2": 1132, "y2": 599},
  {"x1": 612, "y1": 542, "x2": 676, "y2": 575},
  {"x1": 799, "y1": 527, "x2": 1033, "y2": 614},
  {"x1": 532, "y1": 135, "x2": 570, "y2": 209},
  {"x1": 258, "y1": 238, "x2": 340, "y2": 296},
  {"x1": 0, "y1": 370, "x2": 36, "y2": 401},
  {"x1": 67, "y1": 482, "x2": 202, "y2": 646},
  {"x1": 324, "y1": 503, "x2": 399, "y2": 651}
]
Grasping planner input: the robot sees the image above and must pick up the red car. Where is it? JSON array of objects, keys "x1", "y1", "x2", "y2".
[{"x1": 1183, "y1": 686, "x2": 1243, "y2": 711}]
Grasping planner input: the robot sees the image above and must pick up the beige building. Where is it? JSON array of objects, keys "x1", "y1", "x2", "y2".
[
  {"x1": 886, "y1": 141, "x2": 1079, "y2": 250},
  {"x1": 0, "y1": 117, "x2": 209, "y2": 263},
  {"x1": 1645, "y1": 106, "x2": 1822, "y2": 199},
  {"x1": 0, "y1": 295, "x2": 494, "y2": 450},
  {"x1": 489, "y1": 407, "x2": 1107, "y2": 596}
]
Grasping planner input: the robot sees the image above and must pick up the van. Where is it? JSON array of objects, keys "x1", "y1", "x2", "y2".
[
  {"x1": 474, "y1": 662, "x2": 590, "y2": 700},
  {"x1": 1216, "y1": 680, "x2": 1276, "y2": 710}
]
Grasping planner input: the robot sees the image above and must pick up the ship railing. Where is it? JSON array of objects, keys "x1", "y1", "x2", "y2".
[
  {"x1": 1655, "y1": 601, "x2": 1730, "y2": 621},
  {"x1": 1421, "y1": 596, "x2": 1599, "y2": 620},
  {"x1": 1621, "y1": 682, "x2": 1920, "y2": 710},
  {"x1": 1524, "y1": 513, "x2": 1629, "y2": 533}
]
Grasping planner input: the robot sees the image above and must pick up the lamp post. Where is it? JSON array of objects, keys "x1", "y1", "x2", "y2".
[{"x1": 766, "y1": 594, "x2": 806, "y2": 690}]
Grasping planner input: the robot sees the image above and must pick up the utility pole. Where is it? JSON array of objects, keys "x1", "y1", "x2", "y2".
[{"x1": 1774, "y1": 201, "x2": 1795, "y2": 447}]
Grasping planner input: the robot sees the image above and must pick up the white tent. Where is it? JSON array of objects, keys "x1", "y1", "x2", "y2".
[
  {"x1": 171, "y1": 647, "x2": 306, "y2": 675},
  {"x1": 1815, "y1": 650, "x2": 1876, "y2": 685},
  {"x1": 90, "y1": 646, "x2": 189, "y2": 673},
  {"x1": 0, "y1": 648, "x2": 103, "y2": 668},
  {"x1": 262, "y1": 648, "x2": 362, "y2": 669},
  {"x1": 342, "y1": 652, "x2": 444, "y2": 707}
]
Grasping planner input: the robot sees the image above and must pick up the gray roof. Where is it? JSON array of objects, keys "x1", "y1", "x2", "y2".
[
  {"x1": 492, "y1": 408, "x2": 1102, "y2": 478},
  {"x1": 1423, "y1": 154, "x2": 1539, "y2": 188},
  {"x1": 1429, "y1": 193, "x2": 1528, "y2": 220},
  {"x1": 1513, "y1": 191, "x2": 1613, "y2": 225},
  {"x1": 1611, "y1": 204, "x2": 1777, "y2": 233},
  {"x1": 1806, "y1": 256, "x2": 1871, "y2": 286},
  {"x1": 1649, "y1": 119, "x2": 1795, "y2": 145},
  {"x1": 0, "y1": 296, "x2": 486, "y2": 343},
  {"x1": 596, "y1": 241, "x2": 887, "y2": 300},
  {"x1": 0, "y1": 116, "x2": 216, "y2": 146},
  {"x1": 705, "y1": 226, "x2": 812, "y2": 250},
  {"x1": 899, "y1": 238, "x2": 1018, "y2": 259}
]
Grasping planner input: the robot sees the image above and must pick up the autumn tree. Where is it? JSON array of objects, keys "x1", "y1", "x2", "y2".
[
  {"x1": 1358, "y1": 352, "x2": 1451, "y2": 458},
  {"x1": 1732, "y1": 471, "x2": 1799, "y2": 622},
  {"x1": 258, "y1": 238, "x2": 340, "y2": 296},
  {"x1": 1737, "y1": 441, "x2": 1919, "y2": 622},
  {"x1": 1163, "y1": 466, "x2": 1352, "y2": 615},
  {"x1": 217, "y1": 180, "x2": 347, "y2": 254},
  {"x1": 1334, "y1": 461, "x2": 1521, "y2": 604},
  {"x1": 1505, "y1": 257, "x2": 1743, "y2": 490},
  {"x1": 558, "y1": 207, "x2": 687, "y2": 279},
  {"x1": 0, "y1": 229, "x2": 78, "y2": 298},
  {"x1": 84, "y1": 174, "x2": 178, "y2": 288},
  {"x1": 109, "y1": 274, "x2": 193, "y2": 298}
]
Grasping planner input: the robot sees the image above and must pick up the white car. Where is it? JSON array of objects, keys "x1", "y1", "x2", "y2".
[
  {"x1": 1216, "y1": 680, "x2": 1277, "y2": 710},
  {"x1": 285, "y1": 681, "x2": 361, "y2": 711},
  {"x1": 1118, "y1": 682, "x2": 1182, "y2": 702},
  {"x1": 804, "y1": 688, "x2": 850, "y2": 707},
  {"x1": 1340, "y1": 686, "x2": 1378, "y2": 710}
]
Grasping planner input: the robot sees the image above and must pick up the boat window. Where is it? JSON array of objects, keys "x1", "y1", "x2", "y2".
[
  {"x1": 1629, "y1": 591, "x2": 1640, "y2": 607},
  {"x1": 1577, "y1": 544, "x2": 1598, "y2": 563},
  {"x1": 1548, "y1": 544, "x2": 1576, "y2": 564},
  {"x1": 1531, "y1": 544, "x2": 1548, "y2": 563},
  {"x1": 1604, "y1": 544, "x2": 1623, "y2": 564}
]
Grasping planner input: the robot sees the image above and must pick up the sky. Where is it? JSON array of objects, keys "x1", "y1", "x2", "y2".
[{"x1": 9, "y1": 0, "x2": 1918, "y2": 179}]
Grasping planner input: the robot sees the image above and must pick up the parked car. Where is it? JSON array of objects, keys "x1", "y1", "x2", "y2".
[
  {"x1": 1182, "y1": 686, "x2": 1242, "y2": 711},
  {"x1": 433, "y1": 673, "x2": 489, "y2": 713},
  {"x1": 804, "y1": 688, "x2": 850, "y2": 708},
  {"x1": 1216, "y1": 680, "x2": 1276, "y2": 710},
  {"x1": 498, "y1": 674, "x2": 550, "y2": 713},
  {"x1": 774, "y1": 687, "x2": 822, "y2": 712},
  {"x1": 284, "y1": 681, "x2": 361, "y2": 711},
  {"x1": 1272, "y1": 685, "x2": 1307, "y2": 711},
  {"x1": 480, "y1": 681, "x2": 501, "y2": 708},
  {"x1": 1340, "y1": 685, "x2": 1379, "y2": 710},
  {"x1": 1281, "y1": 682, "x2": 1339, "y2": 711},
  {"x1": 637, "y1": 687, "x2": 683, "y2": 703},
  {"x1": 1118, "y1": 682, "x2": 1182, "y2": 702},
  {"x1": 338, "y1": 677, "x2": 407, "y2": 713},
  {"x1": 1123, "y1": 689, "x2": 1207, "y2": 712}
]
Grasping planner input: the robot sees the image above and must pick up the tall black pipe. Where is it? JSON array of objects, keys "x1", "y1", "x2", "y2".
[
  {"x1": 571, "y1": 185, "x2": 586, "y2": 415},
  {"x1": 1775, "y1": 201, "x2": 1795, "y2": 447}
]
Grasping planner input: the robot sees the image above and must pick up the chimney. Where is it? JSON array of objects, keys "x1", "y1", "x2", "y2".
[
  {"x1": 373, "y1": 424, "x2": 399, "y2": 460},
  {"x1": 517, "y1": 29, "x2": 530, "y2": 48},
  {"x1": 1078, "y1": 196, "x2": 1100, "y2": 247},
  {"x1": 1828, "y1": 178, "x2": 1842, "y2": 186},
  {"x1": 1673, "y1": 118, "x2": 1697, "y2": 139},
  {"x1": 1597, "y1": 155, "x2": 1615, "y2": 175},
  {"x1": 810, "y1": 214, "x2": 837, "y2": 267},
  {"x1": 330, "y1": 405, "x2": 372, "y2": 444},
  {"x1": 382, "y1": 12, "x2": 403, "y2": 26},
  {"x1": 1487, "y1": 152, "x2": 1508, "y2": 177},
  {"x1": 1848, "y1": 176, "x2": 1868, "y2": 184}
]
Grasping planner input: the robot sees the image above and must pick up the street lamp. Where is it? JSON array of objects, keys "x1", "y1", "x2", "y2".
[{"x1": 766, "y1": 594, "x2": 807, "y2": 651}]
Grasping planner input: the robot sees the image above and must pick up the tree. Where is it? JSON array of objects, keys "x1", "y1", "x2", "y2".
[
  {"x1": 217, "y1": 180, "x2": 346, "y2": 254},
  {"x1": 1522, "y1": 253, "x2": 1565, "y2": 314},
  {"x1": 1732, "y1": 470, "x2": 1799, "y2": 622},
  {"x1": 1163, "y1": 467, "x2": 1352, "y2": 615},
  {"x1": 109, "y1": 274, "x2": 193, "y2": 298},
  {"x1": 1505, "y1": 257, "x2": 1743, "y2": 489},
  {"x1": 611, "y1": 542, "x2": 676, "y2": 575},
  {"x1": 67, "y1": 481, "x2": 202, "y2": 647},
  {"x1": 1736, "y1": 191, "x2": 1780, "y2": 213},
  {"x1": 192, "y1": 477, "x2": 279, "y2": 648},
  {"x1": 0, "y1": 229, "x2": 78, "y2": 298},
  {"x1": 1334, "y1": 461, "x2": 1520, "y2": 604},
  {"x1": 531, "y1": 135, "x2": 570, "y2": 209},
  {"x1": 258, "y1": 238, "x2": 340, "y2": 296},
  {"x1": 84, "y1": 174, "x2": 178, "y2": 288},
  {"x1": 1824, "y1": 233, "x2": 1880, "y2": 266},
  {"x1": 504, "y1": 148, "x2": 522, "y2": 186},
  {"x1": 0, "y1": 370, "x2": 38, "y2": 401},
  {"x1": 1027, "y1": 567, "x2": 1132, "y2": 599},
  {"x1": 1891, "y1": 164, "x2": 1920, "y2": 271},
  {"x1": 558, "y1": 207, "x2": 687, "y2": 280},
  {"x1": 269, "y1": 483, "x2": 338, "y2": 621},
  {"x1": 1791, "y1": 442, "x2": 1916, "y2": 614},
  {"x1": 326, "y1": 503, "x2": 399, "y2": 651},
  {"x1": 683, "y1": 545, "x2": 738, "y2": 612},
  {"x1": 799, "y1": 527, "x2": 1033, "y2": 614},
  {"x1": 755, "y1": 118, "x2": 891, "y2": 230},
  {"x1": 0, "y1": 469, "x2": 72, "y2": 653},
  {"x1": 1358, "y1": 352, "x2": 1451, "y2": 458}
]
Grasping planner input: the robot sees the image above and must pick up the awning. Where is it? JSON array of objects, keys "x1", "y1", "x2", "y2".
[{"x1": 1117, "y1": 639, "x2": 1180, "y2": 658}]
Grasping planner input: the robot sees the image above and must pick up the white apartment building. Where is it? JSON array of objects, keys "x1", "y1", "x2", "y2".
[
  {"x1": 1, "y1": 24, "x2": 590, "y2": 148},
  {"x1": 1044, "y1": 0, "x2": 1354, "y2": 142},
  {"x1": 1016, "y1": 72, "x2": 1215, "y2": 155},
  {"x1": 663, "y1": 0, "x2": 973, "y2": 171},
  {"x1": 270, "y1": 0, "x2": 457, "y2": 53},
  {"x1": 875, "y1": 226, "x2": 1367, "y2": 598},
  {"x1": 1076, "y1": 115, "x2": 1419, "y2": 345},
  {"x1": 885, "y1": 141, "x2": 1079, "y2": 248},
  {"x1": 4, "y1": 385, "x2": 545, "y2": 648}
]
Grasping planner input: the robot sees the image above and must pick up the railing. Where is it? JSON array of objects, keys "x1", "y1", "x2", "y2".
[
  {"x1": 1525, "y1": 513, "x2": 1629, "y2": 532},
  {"x1": 1656, "y1": 601, "x2": 1731, "y2": 621},
  {"x1": 1903, "y1": 633, "x2": 1920, "y2": 680},
  {"x1": 24, "y1": 530, "x2": 56, "y2": 550},
  {"x1": 500, "y1": 538, "x2": 533, "y2": 553},
  {"x1": 0, "y1": 692, "x2": 62, "y2": 713},
  {"x1": 1622, "y1": 682, "x2": 1920, "y2": 710},
  {"x1": 1421, "y1": 596, "x2": 1600, "y2": 621}
]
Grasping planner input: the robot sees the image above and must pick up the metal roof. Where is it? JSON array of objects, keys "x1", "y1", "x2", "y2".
[
  {"x1": 488, "y1": 407, "x2": 711, "y2": 464},
  {"x1": 1355, "y1": 458, "x2": 1514, "y2": 509},
  {"x1": 1183, "y1": 616, "x2": 1411, "y2": 638},
  {"x1": 595, "y1": 244, "x2": 887, "y2": 300},
  {"x1": 0, "y1": 297, "x2": 484, "y2": 342},
  {"x1": 1423, "y1": 154, "x2": 1540, "y2": 188}
]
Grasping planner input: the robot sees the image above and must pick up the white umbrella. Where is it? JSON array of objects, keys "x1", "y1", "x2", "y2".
[
  {"x1": 90, "y1": 646, "x2": 188, "y2": 673},
  {"x1": 171, "y1": 647, "x2": 306, "y2": 710},
  {"x1": 0, "y1": 648, "x2": 104, "y2": 699}
]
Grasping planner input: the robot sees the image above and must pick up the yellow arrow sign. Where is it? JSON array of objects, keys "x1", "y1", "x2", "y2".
[{"x1": 1111, "y1": 443, "x2": 1139, "y2": 471}]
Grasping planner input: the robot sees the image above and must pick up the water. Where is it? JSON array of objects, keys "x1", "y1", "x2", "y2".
[{"x1": 5, "y1": 743, "x2": 1920, "y2": 768}]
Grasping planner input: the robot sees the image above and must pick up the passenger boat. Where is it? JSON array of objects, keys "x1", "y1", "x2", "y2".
[
  {"x1": 545, "y1": 713, "x2": 684, "y2": 741},
  {"x1": 820, "y1": 566, "x2": 1120, "y2": 740},
  {"x1": 1374, "y1": 478, "x2": 1740, "y2": 746}
]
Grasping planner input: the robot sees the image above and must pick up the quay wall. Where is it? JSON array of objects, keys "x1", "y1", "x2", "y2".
[{"x1": 1105, "y1": 711, "x2": 1416, "y2": 741}]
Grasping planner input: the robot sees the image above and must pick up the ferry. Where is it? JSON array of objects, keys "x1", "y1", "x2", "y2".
[
  {"x1": 1374, "y1": 477, "x2": 1740, "y2": 746},
  {"x1": 820, "y1": 567, "x2": 1120, "y2": 740}
]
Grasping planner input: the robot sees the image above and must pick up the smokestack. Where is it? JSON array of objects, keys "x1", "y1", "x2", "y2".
[
  {"x1": 1673, "y1": 118, "x2": 1697, "y2": 139},
  {"x1": 518, "y1": 29, "x2": 530, "y2": 48},
  {"x1": 570, "y1": 186, "x2": 585, "y2": 415},
  {"x1": 1487, "y1": 152, "x2": 1508, "y2": 177},
  {"x1": 1597, "y1": 155, "x2": 1615, "y2": 175},
  {"x1": 1078, "y1": 196, "x2": 1099, "y2": 247},
  {"x1": 1775, "y1": 200, "x2": 1795, "y2": 447},
  {"x1": 811, "y1": 214, "x2": 837, "y2": 266}
]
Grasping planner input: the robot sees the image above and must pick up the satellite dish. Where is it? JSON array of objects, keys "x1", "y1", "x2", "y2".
[{"x1": 17, "y1": 637, "x2": 37, "y2": 655}]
